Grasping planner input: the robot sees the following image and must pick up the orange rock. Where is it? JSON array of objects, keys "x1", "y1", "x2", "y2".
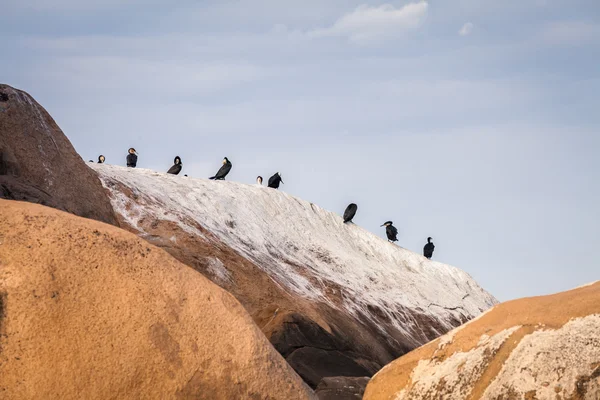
[
  {"x1": 0, "y1": 200, "x2": 315, "y2": 400},
  {"x1": 363, "y1": 282, "x2": 600, "y2": 400}
]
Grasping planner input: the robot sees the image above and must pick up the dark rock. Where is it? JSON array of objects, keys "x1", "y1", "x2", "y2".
[
  {"x1": 0, "y1": 84, "x2": 116, "y2": 225},
  {"x1": 315, "y1": 377, "x2": 370, "y2": 400},
  {"x1": 287, "y1": 347, "x2": 374, "y2": 388},
  {"x1": 270, "y1": 312, "x2": 343, "y2": 358}
]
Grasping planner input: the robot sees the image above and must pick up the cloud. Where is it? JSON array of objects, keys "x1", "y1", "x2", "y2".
[
  {"x1": 308, "y1": 1, "x2": 428, "y2": 44},
  {"x1": 459, "y1": 22, "x2": 474, "y2": 36}
]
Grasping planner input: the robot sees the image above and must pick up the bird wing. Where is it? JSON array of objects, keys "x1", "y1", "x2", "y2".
[
  {"x1": 343, "y1": 205, "x2": 356, "y2": 221},
  {"x1": 213, "y1": 163, "x2": 232, "y2": 179},
  {"x1": 167, "y1": 164, "x2": 181, "y2": 175}
]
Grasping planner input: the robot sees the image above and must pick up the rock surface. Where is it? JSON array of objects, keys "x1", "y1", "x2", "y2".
[
  {"x1": 363, "y1": 282, "x2": 600, "y2": 400},
  {"x1": 89, "y1": 163, "x2": 498, "y2": 387},
  {"x1": 0, "y1": 199, "x2": 315, "y2": 400},
  {"x1": 315, "y1": 377, "x2": 370, "y2": 400},
  {"x1": 0, "y1": 84, "x2": 116, "y2": 225}
]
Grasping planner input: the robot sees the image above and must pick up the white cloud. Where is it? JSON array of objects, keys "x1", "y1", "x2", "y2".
[
  {"x1": 459, "y1": 22, "x2": 474, "y2": 36},
  {"x1": 308, "y1": 1, "x2": 428, "y2": 44}
]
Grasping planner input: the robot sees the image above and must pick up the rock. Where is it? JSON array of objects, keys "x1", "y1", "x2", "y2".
[
  {"x1": 287, "y1": 347, "x2": 375, "y2": 388},
  {"x1": 363, "y1": 282, "x2": 600, "y2": 400},
  {"x1": 89, "y1": 164, "x2": 498, "y2": 387},
  {"x1": 0, "y1": 199, "x2": 315, "y2": 400},
  {"x1": 269, "y1": 312, "x2": 344, "y2": 358},
  {"x1": 315, "y1": 377, "x2": 370, "y2": 400},
  {"x1": 0, "y1": 84, "x2": 116, "y2": 225}
]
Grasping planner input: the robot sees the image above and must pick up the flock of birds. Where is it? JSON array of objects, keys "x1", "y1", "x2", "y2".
[{"x1": 92, "y1": 148, "x2": 436, "y2": 259}]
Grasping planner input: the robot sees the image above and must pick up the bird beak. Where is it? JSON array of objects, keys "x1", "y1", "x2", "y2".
[{"x1": 380, "y1": 224, "x2": 385, "y2": 227}]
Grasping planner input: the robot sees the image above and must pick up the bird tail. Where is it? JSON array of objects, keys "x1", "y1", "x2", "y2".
[{"x1": 209, "y1": 176, "x2": 216, "y2": 180}]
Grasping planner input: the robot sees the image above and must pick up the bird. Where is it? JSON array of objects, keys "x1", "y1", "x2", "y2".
[
  {"x1": 268, "y1": 172, "x2": 284, "y2": 189},
  {"x1": 381, "y1": 221, "x2": 398, "y2": 242},
  {"x1": 343, "y1": 203, "x2": 358, "y2": 223},
  {"x1": 209, "y1": 157, "x2": 232, "y2": 180},
  {"x1": 97, "y1": 155, "x2": 105, "y2": 164},
  {"x1": 126, "y1": 148, "x2": 138, "y2": 168},
  {"x1": 256, "y1": 176, "x2": 263, "y2": 185},
  {"x1": 423, "y1": 237, "x2": 435, "y2": 259},
  {"x1": 167, "y1": 156, "x2": 182, "y2": 175}
]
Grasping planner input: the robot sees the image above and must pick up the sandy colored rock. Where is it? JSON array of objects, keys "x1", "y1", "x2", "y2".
[
  {"x1": 0, "y1": 199, "x2": 315, "y2": 400},
  {"x1": 90, "y1": 164, "x2": 497, "y2": 387},
  {"x1": 363, "y1": 282, "x2": 600, "y2": 400},
  {"x1": 0, "y1": 84, "x2": 116, "y2": 225}
]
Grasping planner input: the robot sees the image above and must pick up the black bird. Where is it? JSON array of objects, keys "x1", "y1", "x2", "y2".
[
  {"x1": 256, "y1": 176, "x2": 263, "y2": 185},
  {"x1": 209, "y1": 157, "x2": 232, "y2": 180},
  {"x1": 167, "y1": 156, "x2": 182, "y2": 175},
  {"x1": 97, "y1": 155, "x2": 105, "y2": 164},
  {"x1": 343, "y1": 203, "x2": 358, "y2": 223},
  {"x1": 126, "y1": 148, "x2": 138, "y2": 168},
  {"x1": 268, "y1": 172, "x2": 284, "y2": 189},
  {"x1": 381, "y1": 221, "x2": 398, "y2": 242},
  {"x1": 423, "y1": 237, "x2": 435, "y2": 259}
]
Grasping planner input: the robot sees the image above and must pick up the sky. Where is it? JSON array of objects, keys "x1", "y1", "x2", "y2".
[{"x1": 1, "y1": 0, "x2": 598, "y2": 301}]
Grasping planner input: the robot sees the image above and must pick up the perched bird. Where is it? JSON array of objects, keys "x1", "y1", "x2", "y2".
[
  {"x1": 381, "y1": 221, "x2": 398, "y2": 242},
  {"x1": 97, "y1": 155, "x2": 105, "y2": 164},
  {"x1": 209, "y1": 157, "x2": 232, "y2": 180},
  {"x1": 423, "y1": 237, "x2": 435, "y2": 259},
  {"x1": 126, "y1": 148, "x2": 138, "y2": 168},
  {"x1": 343, "y1": 203, "x2": 358, "y2": 223},
  {"x1": 268, "y1": 172, "x2": 284, "y2": 189},
  {"x1": 167, "y1": 156, "x2": 182, "y2": 175},
  {"x1": 256, "y1": 176, "x2": 263, "y2": 185}
]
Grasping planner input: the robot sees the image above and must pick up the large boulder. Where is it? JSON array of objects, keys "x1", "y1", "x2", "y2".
[
  {"x1": 89, "y1": 164, "x2": 498, "y2": 388},
  {"x1": 363, "y1": 282, "x2": 600, "y2": 400},
  {"x1": 0, "y1": 84, "x2": 116, "y2": 225},
  {"x1": 0, "y1": 199, "x2": 315, "y2": 400}
]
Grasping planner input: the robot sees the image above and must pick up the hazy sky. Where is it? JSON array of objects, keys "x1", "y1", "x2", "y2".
[{"x1": 2, "y1": 0, "x2": 598, "y2": 301}]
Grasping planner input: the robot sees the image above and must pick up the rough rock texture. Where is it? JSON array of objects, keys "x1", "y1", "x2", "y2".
[
  {"x1": 0, "y1": 199, "x2": 315, "y2": 400},
  {"x1": 315, "y1": 377, "x2": 370, "y2": 400},
  {"x1": 0, "y1": 84, "x2": 116, "y2": 225},
  {"x1": 89, "y1": 164, "x2": 497, "y2": 388},
  {"x1": 363, "y1": 282, "x2": 600, "y2": 400}
]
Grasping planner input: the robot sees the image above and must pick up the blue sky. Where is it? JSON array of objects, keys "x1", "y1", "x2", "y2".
[{"x1": 2, "y1": 0, "x2": 599, "y2": 301}]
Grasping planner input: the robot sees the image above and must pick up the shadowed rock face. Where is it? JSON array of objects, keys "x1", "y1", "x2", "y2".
[
  {"x1": 315, "y1": 377, "x2": 370, "y2": 400},
  {"x1": 0, "y1": 199, "x2": 315, "y2": 400},
  {"x1": 364, "y1": 282, "x2": 600, "y2": 400},
  {"x1": 0, "y1": 84, "x2": 116, "y2": 225}
]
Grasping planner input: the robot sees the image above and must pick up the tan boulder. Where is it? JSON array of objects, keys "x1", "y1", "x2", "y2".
[
  {"x1": 0, "y1": 199, "x2": 315, "y2": 400},
  {"x1": 0, "y1": 84, "x2": 116, "y2": 225},
  {"x1": 90, "y1": 164, "x2": 498, "y2": 387},
  {"x1": 364, "y1": 282, "x2": 600, "y2": 400}
]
